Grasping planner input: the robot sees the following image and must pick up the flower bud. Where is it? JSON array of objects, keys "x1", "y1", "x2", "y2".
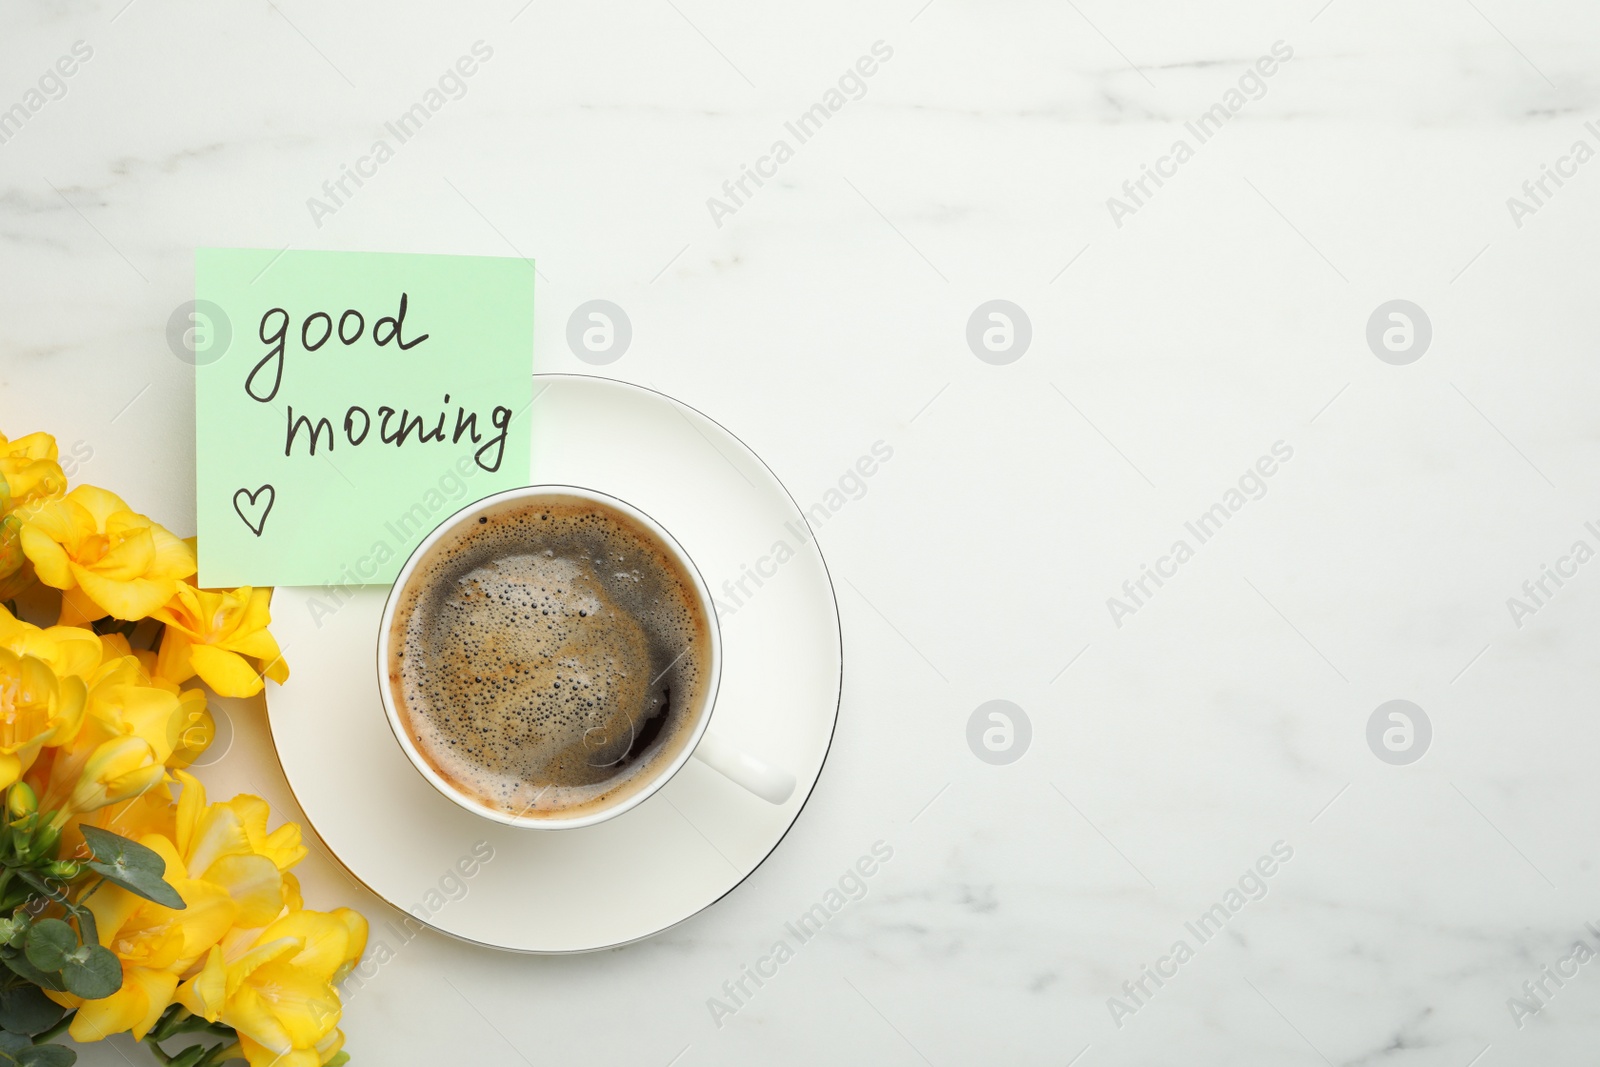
[
  {"x1": 26, "y1": 823, "x2": 60, "y2": 863},
  {"x1": 6, "y1": 783, "x2": 36, "y2": 819}
]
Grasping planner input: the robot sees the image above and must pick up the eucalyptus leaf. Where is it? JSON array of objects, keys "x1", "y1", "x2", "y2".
[
  {"x1": 0, "y1": 951, "x2": 63, "y2": 994},
  {"x1": 78, "y1": 828, "x2": 184, "y2": 910},
  {"x1": 58, "y1": 945, "x2": 119, "y2": 1000},
  {"x1": 0, "y1": 985, "x2": 63, "y2": 1036},
  {"x1": 0, "y1": 1032, "x2": 27, "y2": 1054},
  {"x1": 21, "y1": 922, "x2": 73, "y2": 975},
  {"x1": 78, "y1": 827, "x2": 162, "y2": 874},
  {"x1": 15, "y1": 1045, "x2": 74, "y2": 1067},
  {"x1": 80, "y1": 865, "x2": 182, "y2": 911}
]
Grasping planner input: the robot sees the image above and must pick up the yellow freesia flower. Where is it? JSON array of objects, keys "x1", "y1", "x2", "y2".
[
  {"x1": 0, "y1": 432, "x2": 67, "y2": 522},
  {"x1": 0, "y1": 432, "x2": 64, "y2": 597},
  {"x1": 154, "y1": 584, "x2": 288, "y2": 698},
  {"x1": 0, "y1": 647, "x2": 86, "y2": 789},
  {"x1": 106, "y1": 636, "x2": 217, "y2": 769},
  {"x1": 51, "y1": 834, "x2": 237, "y2": 1044},
  {"x1": 172, "y1": 771, "x2": 301, "y2": 928},
  {"x1": 19, "y1": 485, "x2": 196, "y2": 625},
  {"x1": 52, "y1": 775, "x2": 321, "y2": 1046},
  {"x1": 0, "y1": 603, "x2": 104, "y2": 681},
  {"x1": 177, "y1": 904, "x2": 367, "y2": 1067},
  {"x1": 39, "y1": 655, "x2": 185, "y2": 822},
  {"x1": 0, "y1": 603, "x2": 100, "y2": 791}
]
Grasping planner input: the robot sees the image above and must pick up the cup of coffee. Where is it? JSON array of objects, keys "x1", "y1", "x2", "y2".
[{"x1": 377, "y1": 485, "x2": 794, "y2": 829}]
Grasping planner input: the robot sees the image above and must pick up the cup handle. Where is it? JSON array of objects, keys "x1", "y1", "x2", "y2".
[{"x1": 692, "y1": 731, "x2": 796, "y2": 804}]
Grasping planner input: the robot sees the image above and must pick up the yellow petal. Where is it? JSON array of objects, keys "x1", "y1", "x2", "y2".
[
  {"x1": 1, "y1": 431, "x2": 59, "y2": 461},
  {"x1": 66, "y1": 736, "x2": 164, "y2": 814},
  {"x1": 167, "y1": 689, "x2": 213, "y2": 769},
  {"x1": 280, "y1": 872, "x2": 304, "y2": 913},
  {"x1": 43, "y1": 626, "x2": 105, "y2": 678},
  {"x1": 94, "y1": 525, "x2": 156, "y2": 581},
  {"x1": 71, "y1": 564, "x2": 175, "y2": 622},
  {"x1": 174, "y1": 769, "x2": 207, "y2": 858},
  {"x1": 188, "y1": 644, "x2": 264, "y2": 697},
  {"x1": 64, "y1": 485, "x2": 133, "y2": 528},
  {"x1": 259, "y1": 910, "x2": 354, "y2": 980},
  {"x1": 128, "y1": 968, "x2": 180, "y2": 1041},
  {"x1": 147, "y1": 523, "x2": 197, "y2": 581},
  {"x1": 186, "y1": 805, "x2": 253, "y2": 877},
  {"x1": 176, "y1": 946, "x2": 227, "y2": 1021},
  {"x1": 204, "y1": 853, "x2": 285, "y2": 928},
  {"x1": 84, "y1": 880, "x2": 144, "y2": 948},
  {"x1": 227, "y1": 628, "x2": 281, "y2": 661},
  {"x1": 168, "y1": 880, "x2": 239, "y2": 965},
  {"x1": 227, "y1": 936, "x2": 304, "y2": 986},
  {"x1": 230, "y1": 961, "x2": 341, "y2": 1047},
  {"x1": 67, "y1": 969, "x2": 159, "y2": 1042},
  {"x1": 17, "y1": 523, "x2": 72, "y2": 588},
  {"x1": 156, "y1": 628, "x2": 197, "y2": 687},
  {"x1": 0, "y1": 753, "x2": 21, "y2": 791},
  {"x1": 330, "y1": 908, "x2": 368, "y2": 981},
  {"x1": 314, "y1": 1027, "x2": 346, "y2": 1065},
  {"x1": 238, "y1": 1034, "x2": 321, "y2": 1067}
]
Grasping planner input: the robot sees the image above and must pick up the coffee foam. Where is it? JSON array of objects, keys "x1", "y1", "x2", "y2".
[{"x1": 387, "y1": 497, "x2": 712, "y2": 819}]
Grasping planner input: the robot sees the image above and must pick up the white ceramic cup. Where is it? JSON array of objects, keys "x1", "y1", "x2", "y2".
[{"x1": 376, "y1": 484, "x2": 795, "y2": 829}]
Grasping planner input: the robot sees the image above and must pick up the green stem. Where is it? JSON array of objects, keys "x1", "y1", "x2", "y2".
[
  {"x1": 147, "y1": 1002, "x2": 188, "y2": 1043},
  {"x1": 197, "y1": 1043, "x2": 243, "y2": 1067}
]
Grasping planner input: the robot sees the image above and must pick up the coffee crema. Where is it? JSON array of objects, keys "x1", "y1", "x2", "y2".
[{"x1": 386, "y1": 496, "x2": 712, "y2": 819}]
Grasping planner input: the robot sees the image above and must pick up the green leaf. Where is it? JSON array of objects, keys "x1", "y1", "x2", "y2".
[
  {"x1": 0, "y1": 985, "x2": 63, "y2": 1036},
  {"x1": 324, "y1": 1053, "x2": 350, "y2": 1067},
  {"x1": 81, "y1": 866, "x2": 182, "y2": 911},
  {"x1": 0, "y1": 950, "x2": 63, "y2": 994},
  {"x1": 0, "y1": 1032, "x2": 28, "y2": 1054},
  {"x1": 79, "y1": 828, "x2": 183, "y2": 911},
  {"x1": 165, "y1": 1047, "x2": 209, "y2": 1067},
  {"x1": 78, "y1": 827, "x2": 162, "y2": 874},
  {"x1": 58, "y1": 945, "x2": 119, "y2": 1000},
  {"x1": 15, "y1": 1046, "x2": 74, "y2": 1067},
  {"x1": 21, "y1": 922, "x2": 74, "y2": 974}
]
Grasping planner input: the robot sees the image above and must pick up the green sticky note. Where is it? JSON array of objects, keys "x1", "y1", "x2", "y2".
[{"x1": 194, "y1": 248, "x2": 534, "y2": 588}]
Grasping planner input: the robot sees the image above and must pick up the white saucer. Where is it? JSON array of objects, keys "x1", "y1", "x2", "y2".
[{"x1": 264, "y1": 374, "x2": 842, "y2": 952}]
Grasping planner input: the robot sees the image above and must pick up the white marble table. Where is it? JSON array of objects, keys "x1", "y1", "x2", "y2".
[{"x1": 4, "y1": 0, "x2": 1599, "y2": 1062}]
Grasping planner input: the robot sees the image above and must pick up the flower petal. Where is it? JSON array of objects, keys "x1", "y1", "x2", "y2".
[
  {"x1": 71, "y1": 564, "x2": 176, "y2": 622},
  {"x1": 176, "y1": 946, "x2": 227, "y2": 1021},
  {"x1": 189, "y1": 644, "x2": 265, "y2": 698},
  {"x1": 18, "y1": 523, "x2": 72, "y2": 589},
  {"x1": 204, "y1": 853, "x2": 286, "y2": 928}
]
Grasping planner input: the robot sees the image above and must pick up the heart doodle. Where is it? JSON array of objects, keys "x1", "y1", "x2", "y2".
[{"x1": 233, "y1": 485, "x2": 275, "y2": 537}]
